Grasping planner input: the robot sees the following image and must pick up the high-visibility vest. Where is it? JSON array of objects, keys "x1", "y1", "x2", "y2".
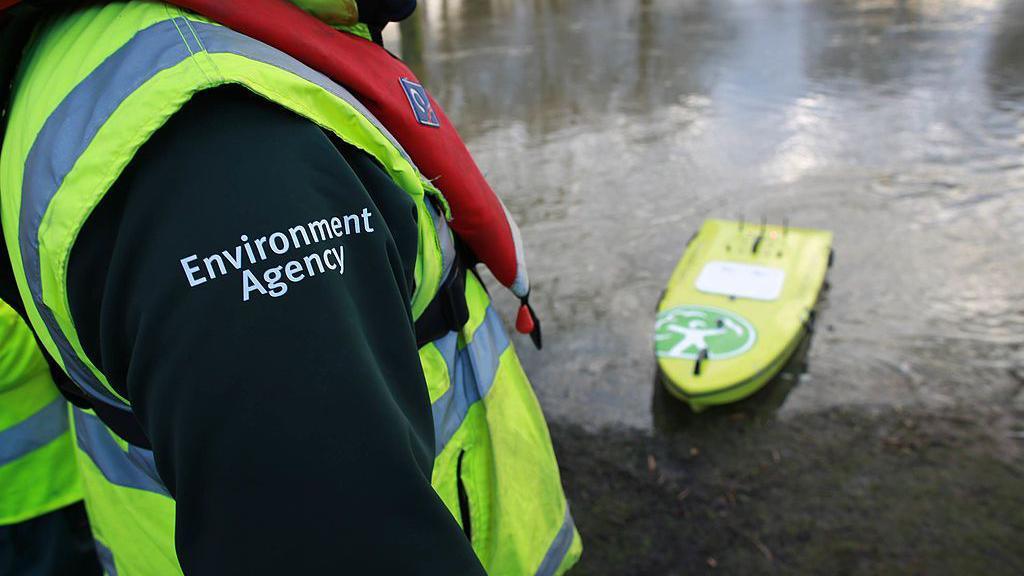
[
  {"x1": 0, "y1": 298, "x2": 80, "y2": 526},
  {"x1": 0, "y1": 2, "x2": 580, "y2": 574}
]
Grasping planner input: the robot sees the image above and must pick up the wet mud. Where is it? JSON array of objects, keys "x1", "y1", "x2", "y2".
[
  {"x1": 552, "y1": 341, "x2": 1023, "y2": 574},
  {"x1": 551, "y1": 404, "x2": 1023, "y2": 575}
]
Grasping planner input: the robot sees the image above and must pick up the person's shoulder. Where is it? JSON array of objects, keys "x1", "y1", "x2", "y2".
[
  {"x1": 67, "y1": 85, "x2": 400, "y2": 386},
  {"x1": 152, "y1": 86, "x2": 337, "y2": 176}
]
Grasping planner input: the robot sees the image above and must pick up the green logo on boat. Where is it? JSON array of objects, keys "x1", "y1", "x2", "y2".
[{"x1": 655, "y1": 306, "x2": 756, "y2": 360}]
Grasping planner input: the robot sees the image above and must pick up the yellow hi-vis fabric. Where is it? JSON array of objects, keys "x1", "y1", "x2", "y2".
[
  {"x1": 290, "y1": 0, "x2": 359, "y2": 26},
  {"x1": 0, "y1": 299, "x2": 80, "y2": 525},
  {"x1": 0, "y1": 2, "x2": 580, "y2": 574}
]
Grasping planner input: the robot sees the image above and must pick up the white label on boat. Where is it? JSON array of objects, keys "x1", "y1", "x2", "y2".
[{"x1": 695, "y1": 261, "x2": 786, "y2": 301}]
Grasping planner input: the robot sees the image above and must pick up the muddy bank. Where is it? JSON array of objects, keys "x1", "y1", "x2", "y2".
[{"x1": 551, "y1": 402, "x2": 1023, "y2": 576}]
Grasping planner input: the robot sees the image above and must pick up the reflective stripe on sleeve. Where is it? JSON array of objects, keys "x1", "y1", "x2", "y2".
[
  {"x1": 535, "y1": 507, "x2": 577, "y2": 576},
  {"x1": 72, "y1": 409, "x2": 168, "y2": 496},
  {"x1": 93, "y1": 539, "x2": 118, "y2": 576},
  {"x1": 430, "y1": 305, "x2": 510, "y2": 455},
  {"x1": 0, "y1": 397, "x2": 67, "y2": 467}
]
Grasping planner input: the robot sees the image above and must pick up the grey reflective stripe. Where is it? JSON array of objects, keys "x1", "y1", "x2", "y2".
[
  {"x1": 19, "y1": 17, "x2": 428, "y2": 412},
  {"x1": 72, "y1": 409, "x2": 169, "y2": 496},
  {"x1": 535, "y1": 507, "x2": 577, "y2": 576},
  {"x1": 0, "y1": 396, "x2": 68, "y2": 467},
  {"x1": 94, "y1": 539, "x2": 118, "y2": 576},
  {"x1": 19, "y1": 19, "x2": 194, "y2": 410},
  {"x1": 426, "y1": 199, "x2": 457, "y2": 282},
  {"x1": 431, "y1": 306, "x2": 510, "y2": 454}
]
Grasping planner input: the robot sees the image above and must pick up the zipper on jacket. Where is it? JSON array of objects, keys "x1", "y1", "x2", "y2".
[{"x1": 456, "y1": 449, "x2": 472, "y2": 541}]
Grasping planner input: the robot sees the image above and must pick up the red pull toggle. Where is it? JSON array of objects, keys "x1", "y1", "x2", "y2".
[
  {"x1": 515, "y1": 297, "x2": 542, "y2": 350},
  {"x1": 516, "y1": 304, "x2": 535, "y2": 334}
]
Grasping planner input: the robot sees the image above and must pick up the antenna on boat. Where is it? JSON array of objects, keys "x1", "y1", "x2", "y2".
[{"x1": 752, "y1": 215, "x2": 767, "y2": 254}]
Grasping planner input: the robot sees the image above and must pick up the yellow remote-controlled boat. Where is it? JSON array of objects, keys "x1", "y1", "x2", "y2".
[{"x1": 655, "y1": 219, "x2": 833, "y2": 411}]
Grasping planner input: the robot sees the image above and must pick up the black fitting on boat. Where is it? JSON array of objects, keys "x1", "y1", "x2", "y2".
[{"x1": 693, "y1": 348, "x2": 709, "y2": 376}]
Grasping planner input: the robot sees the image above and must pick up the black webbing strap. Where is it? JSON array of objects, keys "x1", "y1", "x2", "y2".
[
  {"x1": 32, "y1": 326, "x2": 150, "y2": 447},
  {"x1": 0, "y1": 298, "x2": 151, "y2": 447},
  {"x1": 87, "y1": 396, "x2": 151, "y2": 448},
  {"x1": 414, "y1": 255, "x2": 470, "y2": 348}
]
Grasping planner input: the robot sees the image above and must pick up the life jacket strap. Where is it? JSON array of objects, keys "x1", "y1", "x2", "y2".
[
  {"x1": 46, "y1": 351, "x2": 152, "y2": 448},
  {"x1": 415, "y1": 252, "x2": 470, "y2": 348}
]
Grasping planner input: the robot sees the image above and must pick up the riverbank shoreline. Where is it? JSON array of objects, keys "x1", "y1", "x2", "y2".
[{"x1": 552, "y1": 403, "x2": 1023, "y2": 575}]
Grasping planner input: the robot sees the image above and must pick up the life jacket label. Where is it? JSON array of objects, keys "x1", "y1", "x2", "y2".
[
  {"x1": 399, "y1": 78, "x2": 440, "y2": 128},
  {"x1": 178, "y1": 209, "x2": 376, "y2": 301}
]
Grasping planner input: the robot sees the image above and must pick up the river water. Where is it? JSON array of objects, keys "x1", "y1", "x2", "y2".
[
  {"x1": 388, "y1": 1, "x2": 1023, "y2": 573},
  {"x1": 390, "y1": 0, "x2": 1024, "y2": 428}
]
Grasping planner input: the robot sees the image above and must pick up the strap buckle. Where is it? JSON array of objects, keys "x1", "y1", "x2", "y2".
[{"x1": 415, "y1": 255, "x2": 469, "y2": 348}]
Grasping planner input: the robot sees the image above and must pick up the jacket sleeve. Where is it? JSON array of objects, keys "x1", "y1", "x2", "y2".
[{"x1": 67, "y1": 87, "x2": 485, "y2": 575}]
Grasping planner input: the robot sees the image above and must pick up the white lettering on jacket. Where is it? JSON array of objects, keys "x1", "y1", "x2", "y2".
[{"x1": 177, "y1": 209, "x2": 372, "y2": 302}]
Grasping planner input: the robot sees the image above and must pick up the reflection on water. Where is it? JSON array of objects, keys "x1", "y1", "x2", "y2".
[{"x1": 387, "y1": 0, "x2": 1024, "y2": 429}]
